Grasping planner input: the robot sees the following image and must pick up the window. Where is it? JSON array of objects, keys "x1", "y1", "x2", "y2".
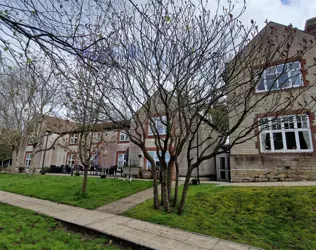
[
  {"x1": 256, "y1": 61, "x2": 303, "y2": 92},
  {"x1": 119, "y1": 131, "x2": 129, "y2": 141},
  {"x1": 66, "y1": 154, "x2": 76, "y2": 167},
  {"x1": 259, "y1": 115, "x2": 313, "y2": 153},
  {"x1": 69, "y1": 134, "x2": 78, "y2": 145},
  {"x1": 148, "y1": 116, "x2": 167, "y2": 135},
  {"x1": 92, "y1": 132, "x2": 102, "y2": 143},
  {"x1": 146, "y1": 151, "x2": 170, "y2": 170},
  {"x1": 117, "y1": 153, "x2": 126, "y2": 169},
  {"x1": 27, "y1": 133, "x2": 34, "y2": 145},
  {"x1": 24, "y1": 152, "x2": 32, "y2": 167}
]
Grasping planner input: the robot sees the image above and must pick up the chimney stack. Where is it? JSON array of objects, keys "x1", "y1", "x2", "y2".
[{"x1": 305, "y1": 17, "x2": 316, "y2": 35}]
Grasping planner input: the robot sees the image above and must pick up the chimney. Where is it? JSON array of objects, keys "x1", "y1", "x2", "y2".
[{"x1": 305, "y1": 17, "x2": 316, "y2": 35}]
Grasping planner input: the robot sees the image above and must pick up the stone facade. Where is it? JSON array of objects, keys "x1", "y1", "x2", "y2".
[
  {"x1": 229, "y1": 21, "x2": 316, "y2": 182},
  {"x1": 231, "y1": 154, "x2": 316, "y2": 182}
]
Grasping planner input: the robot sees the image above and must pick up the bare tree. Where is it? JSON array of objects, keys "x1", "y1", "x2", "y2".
[
  {"x1": 1, "y1": 0, "x2": 315, "y2": 214},
  {"x1": 94, "y1": 0, "x2": 316, "y2": 214}
]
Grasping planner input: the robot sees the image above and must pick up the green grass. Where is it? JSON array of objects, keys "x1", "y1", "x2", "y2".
[
  {"x1": 0, "y1": 203, "x2": 120, "y2": 250},
  {"x1": 0, "y1": 174, "x2": 152, "y2": 209},
  {"x1": 124, "y1": 184, "x2": 316, "y2": 250}
]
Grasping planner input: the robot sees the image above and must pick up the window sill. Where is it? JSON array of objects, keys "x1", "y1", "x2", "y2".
[
  {"x1": 255, "y1": 84, "x2": 304, "y2": 94},
  {"x1": 260, "y1": 150, "x2": 313, "y2": 154}
]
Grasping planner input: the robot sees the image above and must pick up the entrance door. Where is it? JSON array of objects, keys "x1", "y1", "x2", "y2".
[{"x1": 216, "y1": 154, "x2": 230, "y2": 181}]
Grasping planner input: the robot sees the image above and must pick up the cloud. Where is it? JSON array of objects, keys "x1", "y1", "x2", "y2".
[{"x1": 239, "y1": 0, "x2": 316, "y2": 30}]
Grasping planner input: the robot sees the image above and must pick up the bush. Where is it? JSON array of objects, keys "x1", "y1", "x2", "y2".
[
  {"x1": 18, "y1": 167, "x2": 25, "y2": 173},
  {"x1": 41, "y1": 167, "x2": 50, "y2": 174}
]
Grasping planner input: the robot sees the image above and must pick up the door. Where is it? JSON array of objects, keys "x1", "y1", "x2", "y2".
[{"x1": 216, "y1": 153, "x2": 230, "y2": 181}]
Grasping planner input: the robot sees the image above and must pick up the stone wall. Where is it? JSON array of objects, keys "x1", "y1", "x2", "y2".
[{"x1": 231, "y1": 154, "x2": 316, "y2": 182}]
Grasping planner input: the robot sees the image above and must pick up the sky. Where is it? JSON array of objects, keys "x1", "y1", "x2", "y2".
[{"x1": 234, "y1": 0, "x2": 316, "y2": 31}]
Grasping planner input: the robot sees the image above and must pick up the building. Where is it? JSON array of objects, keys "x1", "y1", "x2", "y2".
[
  {"x1": 229, "y1": 18, "x2": 316, "y2": 182},
  {"x1": 17, "y1": 116, "x2": 131, "y2": 172},
  {"x1": 17, "y1": 99, "x2": 229, "y2": 181}
]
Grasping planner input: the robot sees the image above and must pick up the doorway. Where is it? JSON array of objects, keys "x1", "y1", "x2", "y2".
[{"x1": 216, "y1": 153, "x2": 230, "y2": 181}]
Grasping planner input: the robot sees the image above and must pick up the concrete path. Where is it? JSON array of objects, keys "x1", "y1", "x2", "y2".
[
  {"x1": 0, "y1": 191, "x2": 259, "y2": 250},
  {"x1": 96, "y1": 186, "x2": 157, "y2": 214}
]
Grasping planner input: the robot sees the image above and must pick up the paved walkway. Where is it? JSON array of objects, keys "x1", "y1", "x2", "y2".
[
  {"x1": 0, "y1": 191, "x2": 259, "y2": 250},
  {"x1": 96, "y1": 186, "x2": 158, "y2": 214}
]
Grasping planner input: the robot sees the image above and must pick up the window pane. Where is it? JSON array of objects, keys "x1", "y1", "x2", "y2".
[
  {"x1": 279, "y1": 72, "x2": 291, "y2": 89},
  {"x1": 284, "y1": 116, "x2": 294, "y2": 129},
  {"x1": 271, "y1": 118, "x2": 282, "y2": 130},
  {"x1": 273, "y1": 132, "x2": 283, "y2": 150},
  {"x1": 266, "y1": 66, "x2": 276, "y2": 75},
  {"x1": 220, "y1": 157, "x2": 226, "y2": 170},
  {"x1": 299, "y1": 131, "x2": 311, "y2": 150},
  {"x1": 290, "y1": 71, "x2": 302, "y2": 87},
  {"x1": 285, "y1": 132, "x2": 297, "y2": 150},
  {"x1": 266, "y1": 76, "x2": 277, "y2": 90},
  {"x1": 257, "y1": 78, "x2": 265, "y2": 91},
  {"x1": 276, "y1": 64, "x2": 284, "y2": 73},
  {"x1": 259, "y1": 118, "x2": 269, "y2": 130},
  {"x1": 261, "y1": 133, "x2": 271, "y2": 150},
  {"x1": 290, "y1": 61, "x2": 300, "y2": 70}
]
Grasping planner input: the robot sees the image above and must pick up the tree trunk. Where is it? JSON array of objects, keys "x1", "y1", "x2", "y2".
[
  {"x1": 177, "y1": 168, "x2": 192, "y2": 215},
  {"x1": 173, "y1": 159, "x2": 180, "y2": 208},
  {"x1": 11, "y1": 147, "x2": 17, "y2": 174},
  {"x1": 161, "y1": 167, "x2": 170, "y2": 212},
  {"x1": 82, "y1": 165, "x2": 89, "y2": 194},
  {"x1": 152, "y1": 166, "x2": 160, "y2": 209},
  {"x1": 29, "y1": 147, "x2": 37, "y2": 175},
  {"x1": 167, "y1": 161, "x2": 173, "y2": 202}
]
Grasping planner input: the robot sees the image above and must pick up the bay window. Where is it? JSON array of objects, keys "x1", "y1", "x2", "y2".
[
  {"x1": 259, "y1": 115, "x2": 313, "y2": 153},
  {"x1": 256, "y1": 61, "x2": 303, "y2": 92}
]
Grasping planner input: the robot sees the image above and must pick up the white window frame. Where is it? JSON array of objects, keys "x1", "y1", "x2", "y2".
[
  {"x1": 66, "y1": 154, "x2": 76, "y2": 167},
  {"x1": 117, "y1": 153, "x2": 126, "y2": 169},
  {"x1": 25, "y1": 153, "x2": 32, "y2": 167},
  {"x1": 92, "y1": 132, "x2": 102, "y2": 143},
  {"x1": 27, "y1": 132, "x2": 35, "y2": 145},
  {"x1": 148, "y1": 116, "x2": 167, "y2": 136},
  {"x1": 146, "y1": 151, "x2": 170, "y2": 170},
  {"x1": 256, "y1": 61, "x2": 303, "y2": 93},
  {"x1": 69, "y1": 134, "x2": 78, "y2": 145},
  {"x1": 259, "y1": 115, "x2": 313, "y2": 153},
  {"x1": 119, "y1": 131, "x2": 129, "y2": 141}
]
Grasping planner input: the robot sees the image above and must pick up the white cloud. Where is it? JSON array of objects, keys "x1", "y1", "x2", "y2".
[{"x1": 236, "y1": 0, "x2": 316, "y2": 31}]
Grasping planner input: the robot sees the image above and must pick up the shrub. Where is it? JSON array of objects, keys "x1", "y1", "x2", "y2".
[{"x1": 18, "y1": 167, "x2": 25, "y2": 173}]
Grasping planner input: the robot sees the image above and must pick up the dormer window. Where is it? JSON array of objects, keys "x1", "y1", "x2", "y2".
[{"x1": 256, "y1": 61, "x2": 303, "y2": 92}]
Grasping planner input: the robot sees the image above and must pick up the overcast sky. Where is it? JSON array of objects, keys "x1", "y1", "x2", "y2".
[{"x1": 232, "y1": 0, "x2": 316, "y2": 31}]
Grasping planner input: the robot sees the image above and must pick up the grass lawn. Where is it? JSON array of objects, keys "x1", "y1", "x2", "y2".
[
  {"x1": 0, "y1": 203, "x2": 120, "y2": 250},
  {"x1": 0, "y1": 174, "x2": 152, "y2": 209},
  {"x1": 124, "y1": 184, "x2": 316, "y2": 250}
]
